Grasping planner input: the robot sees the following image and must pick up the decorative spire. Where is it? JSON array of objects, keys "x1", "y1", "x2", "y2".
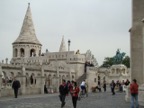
[
  {"x1": 13, "y1": 3, "x2": 41, "y2": 45},
  {"x1": 59, "y1": 36, "x2": 67, "y2": 52}
]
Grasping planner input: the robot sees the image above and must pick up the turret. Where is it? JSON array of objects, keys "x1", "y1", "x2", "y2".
[
  {"x1": 59, "y1": 36, "x2": 67, "y2": 52},
  {"x1": 12, "y1": 3, "x2": 42, "y2": 58}
]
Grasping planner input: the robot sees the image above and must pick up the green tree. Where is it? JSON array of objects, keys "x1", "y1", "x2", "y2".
[
  {"x1": 122, "y1": 56, "x2": 130, "y2": 68},
  {"x1": 101, "y1": 57, "x2": 114, "y2": 67},
  {"x1": 101, "y1": 56, "x2": 130, "y2": 68}
]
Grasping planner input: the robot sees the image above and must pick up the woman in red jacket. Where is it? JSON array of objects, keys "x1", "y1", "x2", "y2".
[
  {"x1": 70, "y1": 81, "x2": 80, "y2": 108},
  {"x1": 130, "y1": 79, "x2": 139, "y2": 108}
]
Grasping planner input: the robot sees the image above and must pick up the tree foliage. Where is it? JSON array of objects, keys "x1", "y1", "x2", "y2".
[
  {"x1": 101, "y1": 56, "x2": 130, "y2": 68},
  {"x1": 122, "y1": 56, "x2": 130, "y2": 68}
]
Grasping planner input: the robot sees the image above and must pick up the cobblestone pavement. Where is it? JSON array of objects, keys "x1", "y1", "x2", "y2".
[{"x1": 0, "y1": 91, "x2": 143, "y2": 108}]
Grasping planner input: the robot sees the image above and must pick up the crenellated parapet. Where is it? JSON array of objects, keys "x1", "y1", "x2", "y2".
[
  {"x1": 10, "y1": 56, "x2": 49, "y2": 66},
  {"x1": 68, "y1": 54, "x2": 85, "y2": 64},
  {"x1": 44, "y1": 51, "x2": 86, "y2": 64},
  {"x1": 44, "y1": 51, "x2": 71, "y2": 60}
]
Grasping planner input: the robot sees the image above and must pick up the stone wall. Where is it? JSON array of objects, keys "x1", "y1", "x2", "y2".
[{"x1": 86, "y1": 67, "x2": 98, "y2": 92}]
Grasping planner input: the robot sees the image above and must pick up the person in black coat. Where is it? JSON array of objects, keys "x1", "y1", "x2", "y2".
[
  {"x1": 110, "y1": 80, "x2": 116, "y2": 95},
  {"x1": 12, "y1": 77, "x2": 21, "y2": 98},
  {"x1": 59, "y1": 79, "x2": 68, "y2": 108}
]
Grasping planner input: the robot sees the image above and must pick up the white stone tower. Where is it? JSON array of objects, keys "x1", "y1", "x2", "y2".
[
  {"x1": 12, "y1": 3, "x2": 42, "y2": 58},
  {"x1": 59, "y1": 36, "x2": 67, "y2": 52}
]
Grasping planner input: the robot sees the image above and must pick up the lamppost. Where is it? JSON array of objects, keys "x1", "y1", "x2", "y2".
[
  {"x1": 68, "y1": 39, "x2": 71, "y2": 51},
  {"x1": 67, "y1": 39, "x2": 71, "y2": 81}
]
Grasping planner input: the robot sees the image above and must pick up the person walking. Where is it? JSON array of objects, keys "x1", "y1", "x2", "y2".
[
  {"x1": 59, "y1": 79, "x2": 68, "y2": 108},
  {"x1": 110, "y1": 80, "x2": 116, "y2": 95},
  {"x1": 130, "y1": 79, "x2": 139, "y2": 108},
  {"x1": 80, "y1": 80, "x2": 86, "y2": 94},
  {"x1": 70, "y1": 81, "x2": 80, "y2": 108},
  {"x1": 12, "y1": 77, "x2": 21, "y2": 98},
  {"x1": 103, "y1": 80, "x2": 106, "y2": 92}
]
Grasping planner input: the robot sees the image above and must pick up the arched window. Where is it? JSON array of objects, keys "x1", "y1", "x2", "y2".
[
  {"x1": 30, "y1": 73, "x2": 36, "y2": 84},
  {"x1": 14, "y1": 49, "x2": 18, "y2": 57},
  {"x1": 53, "y1": 74, "x2": 56, "y2": 78},
  {"x1": 30, "y1": 49, "x2": 36, "y2": 57},
  {"x1": 20, "y1": 48, "x2": 25, "y2": 57}
]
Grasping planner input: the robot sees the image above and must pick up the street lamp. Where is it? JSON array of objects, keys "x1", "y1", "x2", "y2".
[{"x1": 68, "y1": 39, "x2": 71, "y2": 51}]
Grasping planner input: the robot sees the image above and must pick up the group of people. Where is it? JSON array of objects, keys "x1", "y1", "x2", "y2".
[
  {"x1": 2, "y1": 75, "x2": 140, "y2": 108},
  {"x1": 110, "y1": 79, "x2": 130, "y2": 95},
  {"x1": 110, "y1": 79, "x2": 139, "y2": 108},
  {"x1": 59, "y1": 80, "x2": 80, "y2": 108}
]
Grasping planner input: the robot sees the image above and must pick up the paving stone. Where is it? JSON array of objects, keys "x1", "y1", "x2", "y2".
[{"x1": 0, "y1": 91, "x2": 143, "y2": 108}]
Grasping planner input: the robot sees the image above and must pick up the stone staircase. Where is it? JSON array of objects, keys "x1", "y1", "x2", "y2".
[{"x1": 77, "y1": 73, "x2": 86, "y2": 86}]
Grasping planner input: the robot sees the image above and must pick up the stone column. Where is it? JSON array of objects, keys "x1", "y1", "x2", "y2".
[
  {"x1": 56, "y1": 69, "x2": 59, "y2": 93},
  {"x1": 125, "y1": 1, "x2": 144, "y2": 106},
  {"x1": 69, "y1": 71, "x2": 72, "y2": 81},
  {"x1": 0, "y1": 65, "x2": 2, "y2": 97},
  {"x1": 19, "y1": 66, "x2": 26, "y2": 95},
  {"x1": 17, "y1": 48, "x2": 20, "y2": 57},
  {"x1": 131, "y1": 0, "x2": 144, "y2": 85},
  {"x1": 41, "y1": 66, "x2": 45, "y2": 94}
]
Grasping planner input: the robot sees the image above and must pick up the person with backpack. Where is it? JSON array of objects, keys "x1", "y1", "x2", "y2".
[{"x1": 59, "y1": 79, "x2": 68, "y2": 108}]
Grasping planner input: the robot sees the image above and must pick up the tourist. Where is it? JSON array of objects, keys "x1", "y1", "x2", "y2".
[
  {"x1": 80, "y1": 80, "x2": 86, "y2": 94},
  {"x1": 98, "y1": 80, "x2": 101, "y2": 92},
  {"x1": 44, "y1": 84, "x2": 48, "y2": 94},
  {"x1": 66, "y1": 80, "x2": 72, "y2": 95},
  {"x1": 12, "y1": 77, "x2": 21, "y2": 98},
  {"x1": 130, "y1": 79, "x2": 139, "y2": 108},
  {"x1": 103, "y1": 80, "x2": 106, "y2": 92},
  {"x1": 125, "y1": 79, "x2": 130, "y2": 86},
  {"x1": 70, "y1": 81, "x2": 80, "y2": 108},
  {"x1": 110, "y1": 80, "x2": 116, "y2": 95},
  {"x1": 59, "y1": 79, "x2": 68, "y2": 108}
]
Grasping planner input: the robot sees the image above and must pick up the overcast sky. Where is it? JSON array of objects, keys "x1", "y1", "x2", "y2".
[{"x1": 0, "y1": 0, "x2": 131, "y2": 65}]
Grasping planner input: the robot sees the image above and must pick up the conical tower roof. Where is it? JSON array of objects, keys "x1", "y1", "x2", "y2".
[
  {"x1": 13, "y1": 3, "x2": 41, "y2": 45},
  {"x1": 59, "y1": 36, "x2": 67, "y2": 52}
]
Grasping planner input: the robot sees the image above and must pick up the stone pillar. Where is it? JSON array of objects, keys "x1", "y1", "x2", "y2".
[
  {"x1": 21, "y1": 66, "x2": 26, "y2": 95},
  {"x1": 56, "y1": 69, "x2": 60, "y2": 92},
  {"x1": 126, "y1": 1, "x2": 144, "y2": 106},
  {"x1": 17, "y1": 48, "x2": 20, "y2": 57},
  {"x1": 69, "y1": 71, "x2": 72, "y2": 81},
  {"x1": 131, "y1": 0, "x2": 144, "y2": 85},
  {"x1": 0, "y1": 65, "x2": 2, "y2": 97},
  {"x1": 41, "y1": 66, "x2": 45, "y2": 94}
]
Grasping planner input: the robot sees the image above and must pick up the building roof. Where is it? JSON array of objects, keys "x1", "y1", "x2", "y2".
[{"x1": 13, "y1": 3, "x2": 41, "y2": 45}]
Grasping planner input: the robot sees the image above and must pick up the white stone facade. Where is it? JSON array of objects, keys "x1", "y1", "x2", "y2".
[
  {"x1": 0, "y1": 4, "x2": 99, "y2": 97},
  {"x1": 0, "y1": 3, "x2": 131, "y2": 97}
]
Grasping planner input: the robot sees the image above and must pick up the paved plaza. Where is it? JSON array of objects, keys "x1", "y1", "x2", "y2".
[{"x1": 0, "y1": 91, "x2": 143, "y2": 108}]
